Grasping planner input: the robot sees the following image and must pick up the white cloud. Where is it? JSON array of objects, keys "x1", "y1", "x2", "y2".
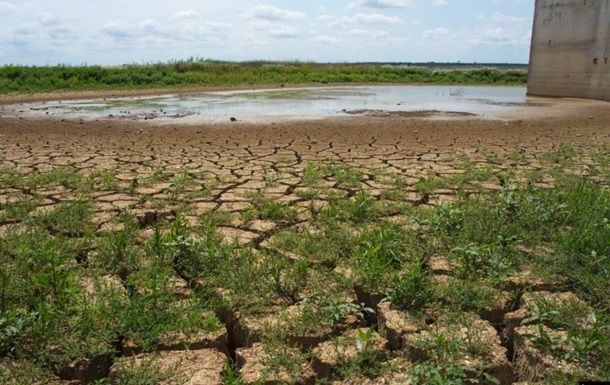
[
  {"x1": 242, "y1": 5, "x2": 305, "y2": 22},
  {"x1": 349, "y1": 28, "x2": 389, "y2": 39},
  {"x1": 240, "y1": 5, "x2": 305, "y2": 40},
  {"x1": 171, "y1": 9, "x2": 200, "y2": 20},
  {"x1": 270, "y1": 25, "x2": 300, "y2": 38},
  {"x1": 314, "y1": 35, "x2": 341, "y2": 44},
  {"x1": 433, "y1": 0, "x2": 448, "y2": 6},
  {"x1": 102, "y1": 21, "x2": 137, "y2": 38},
  {"x1": 356, "y1": 0, "x2": 416, "y2": 9},
  {"x1": 423, "y1": 27, "x2": 453, "y2": 40},
  {"x1": 1, "y1": 9, "x2": 81, "y2": 56},
  {"x1": 38, "y1": 12, "x2": 63, "y2": 26},
  {"x1": 101, "y1": 19, "x2": 204, "y2": 41},
  {"x1": 205, "y1": 21, "x2": 230, "y2": 31},
  {"x1": 487, "y1": 12, "x2": 529, "y2": 23},
  {"x1": 422, "y1": 25, "x2": 529, "y2": 46},
  {"x1": 242, "y1": 20, "x2": 301, "y2": 39},
  {"x1": 353, "y1": 13, "x2": 403, "y2": 24},
  {"x1": 319, "y1": 12, "x2": 403, "y2": 28},
  {"x1": 0, "y1": 1, "x2": 19, "y2": 14}
]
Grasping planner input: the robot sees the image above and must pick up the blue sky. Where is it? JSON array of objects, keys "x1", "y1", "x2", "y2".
[{"x1": 0, "y1": 0, "x2": 534, "y2": 65}]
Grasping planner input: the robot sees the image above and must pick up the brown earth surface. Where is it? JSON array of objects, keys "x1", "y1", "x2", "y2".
[
  {"x1": 1, "y1": 98, "x2": 609, "y2": 384},
  {"x1": 1, "y1": 102, "x2": 609, "y2": 241}
]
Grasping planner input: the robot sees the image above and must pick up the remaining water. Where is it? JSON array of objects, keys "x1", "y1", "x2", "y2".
[{"x1": 21, "y1": 85, "x2": 533, "y2": 123}]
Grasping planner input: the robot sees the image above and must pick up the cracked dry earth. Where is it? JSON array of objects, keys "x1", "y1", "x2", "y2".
[
  {"x1": 1, "y1": 107, "x2": 609, "y2": 240},
  {"x1": 1, "y1": 104, "x2": 610, "y2": 385}
]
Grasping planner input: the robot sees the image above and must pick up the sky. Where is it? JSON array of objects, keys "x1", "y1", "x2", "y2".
[{"x1": 0, "y1": 0, "x2": 534, "y2": 66}]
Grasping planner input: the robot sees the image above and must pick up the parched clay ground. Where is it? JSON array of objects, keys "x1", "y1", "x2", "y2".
[
  {"x1": 1, "y1": 99, "x2": 609, "y2": 384},
  {"x1": 1, "y1": 102, "x2": 609, "y2": 239}
]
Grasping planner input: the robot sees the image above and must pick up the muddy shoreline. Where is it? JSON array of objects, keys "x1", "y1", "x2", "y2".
[
  {"x1": 0, "y1": 82, "x2": 529, "y2": 105},
  {"x1": 1, "y1": 102, "x2": 608, "y2": 153}
]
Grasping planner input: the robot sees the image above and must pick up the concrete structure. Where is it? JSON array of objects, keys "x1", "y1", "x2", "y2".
[{"x1": 528, "y1": 0, "x2": 610, "y2": 101}]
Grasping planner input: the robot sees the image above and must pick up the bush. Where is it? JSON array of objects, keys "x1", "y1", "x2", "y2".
[{"x1": 388, "y1": 264, "x2": 434, "y2": 311}]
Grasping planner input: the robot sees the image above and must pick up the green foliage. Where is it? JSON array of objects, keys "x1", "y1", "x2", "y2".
[
  {"x1": 221, "y1": 362, "x2": 245, "y2": 385},
  {"x1": 409, "y1": 361, "x2": 471, "y2": 385},
  {"x1": 1, "y1": 150, "x2": 609, "y2": 382},
  {"x1": 108, "y1": 357, "x2": 178, "y2": 385},
  {"x1": 450, "y1": 243, "x2": 516, "y2": 281},
  {"x1": 322, "y1": 162, "x2": 364, "y2": 189},
  {"x1": 36, "y1": 201, "x2": 94, "y2": 236},
  {"x1": 302, "y1": 162, "x2": 323, "y2": 187},
  {"x1": 163, "y1": 216, "x2": 231, "y2": 282},
  {"x1": 0, "y1": 62, "x2": 528, "y2": 94},
  {"x1": 267, "y1": 258, "x2": 310, "y2": 301},
  {"x1": 243, "y1": 192, "x2": 298, "y2": 222},
  {"x1": 336, "y1": 329, "x2": 387, "y2": 380},
  {"x1": 320, "y1": 192, "x2": 376, "y2": 223},
  {"x1": 0, "y1": 360, "x2": 57, "y2": 385},
  {"x1": 95, "y1": 229, "x2": 142, "y2": 278},
  {"x1": 271, "y1": 224, "x2": 357, "y2": 266},
  {"x1": 353, "y1": 223, "x2": 421, "y2": 291},
  {"x1": 122, "y1": 287, "x2": 220, "y2": 352},
  {"x1": 521, "y1": 296, "x2": 610, "y2": 372},
  {"x1": 387, "y1": 263, "x2": 435, "y2": 311}
]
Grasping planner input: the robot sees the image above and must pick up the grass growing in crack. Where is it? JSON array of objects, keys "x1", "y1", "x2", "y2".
[
  {"x1": 520, "y1": 296, "x2": 610, "y2": 372},
  {"x1": 270, "y1": 224, "x2": 357, "y2": 266},
  {"x1": 36, "y1": 200, "x2": 95, "y2": 237},
  {"x1": 353, "y1": 222, "x2": 427, "y2": 293},
  {"x1": 221, "y1": 362, "x2": 245, "y2": 385},
  {"x1": 206, "y1": 248, "x2": 280, "y2": 314},
  {"x1": 122, "y1": 278, "x2": 220, "y2": 352},
  {"x1": 322, "y1": 162, "x2": 364, "y2": 189},
  {"x1": 541, "y1": 143, "x2": 578, "y2": 165},
  {"x1": 387, "y1": 263, "x2": 435, "y2": 312},
  {"x1": 242, "y1": 191, "x2": 298, "y2": 222},
  {"x1": 23, "y1": 167, "x2": 91, "y2": 191},
  {"x1": 302, "y1": 162, "x2": 324, "y2": 187},
  {"x1": 106, "y1": 357, "x2": 179, "y2": 385},
  {"x1": 415, "y1": 165, "x2": 495, "y2": 196},
  {"x1": 0, "y1": 231, "x2": 123, "y2": 371},
  {"x1": 336, "y1": 329, "x2": 388, "y2": 380},
  {"x1": 94, "y1": 228, "x2": 142, "y2": 279},
  {"x1": 90, "y1": 168, "x2": 120, "y2": 191},
  {"x1": 0, "y1": 360, "x2": 59, "y2": 385},
  {"x1": 0, "y1": 197, "x2": 40, "y2": 223},
  {"x1": 267, "y1": 257, "x2": 310, "y2": 302},
  {"x1": 1, "y1": 148, "x2": 609, "y2": 383},
  {"x1": 256, "y1": 340, "x2": 310, "y2": 383},
  {"x1": 162, "y1": 215, "x2": 233, "y2": 282},
  {"x1": 435, "y1": 278, "x2": 502, "y2": 317},
  {"x1": 408, "y1": 313, "x2": 497, "y2": 385},
  {"x1": 318, "y1": 191, "x2": 378, "y2": 224}
]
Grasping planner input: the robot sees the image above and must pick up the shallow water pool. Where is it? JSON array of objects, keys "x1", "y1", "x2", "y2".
[{"x1": 21, "y1": 85, "x2": 533, "y2": 123}]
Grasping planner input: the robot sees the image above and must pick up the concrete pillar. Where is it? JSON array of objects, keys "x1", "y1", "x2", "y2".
[{"x1": 528, "y1": 0, "x2": 610, "y2": 101}]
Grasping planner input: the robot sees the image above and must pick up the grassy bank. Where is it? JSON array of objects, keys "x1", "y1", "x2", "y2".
[
  {"x1": 0, "y1": 61, "x2": 528, "y2": 95},
  {"x1": 0, "y1": 145, "x2": 608, "y2": 384}
]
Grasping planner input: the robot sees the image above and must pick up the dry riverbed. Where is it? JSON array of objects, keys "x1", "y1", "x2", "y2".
[{"x1": 0, "y1": 100, "x2": 609, "y2": 384}]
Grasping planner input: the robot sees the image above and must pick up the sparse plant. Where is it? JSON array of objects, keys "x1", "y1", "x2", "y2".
[
  {"x1": 336, "y1": 328, "x2": 387, "y2": 380},
  {"x1": 387, "y1": 263, "x2": 434, "y2": 312}
]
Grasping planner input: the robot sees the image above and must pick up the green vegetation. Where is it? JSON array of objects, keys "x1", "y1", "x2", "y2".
[
  {"x1": 0, "y1": 147, "x2": 608, "y2": 384},
  {"x1": 0, "y1": 61, "x2": 527, "y2": 95}
]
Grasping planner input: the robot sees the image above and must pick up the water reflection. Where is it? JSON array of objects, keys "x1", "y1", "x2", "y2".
[{"x1": 26, "y1": 85, "x2": 531, "y2": 123}]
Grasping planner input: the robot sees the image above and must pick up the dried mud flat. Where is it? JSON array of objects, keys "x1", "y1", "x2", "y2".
[
  {"x1": 1, "y1": 105, "x2": 608, "y2": 211},
  {"x1": 1, "y1": 102, "x2": 609, "y2": 384}
]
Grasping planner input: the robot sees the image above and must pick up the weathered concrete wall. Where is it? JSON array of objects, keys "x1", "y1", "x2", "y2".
[{"x1": 528, "y1": 0, "x2": 610, "y2": 101}]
